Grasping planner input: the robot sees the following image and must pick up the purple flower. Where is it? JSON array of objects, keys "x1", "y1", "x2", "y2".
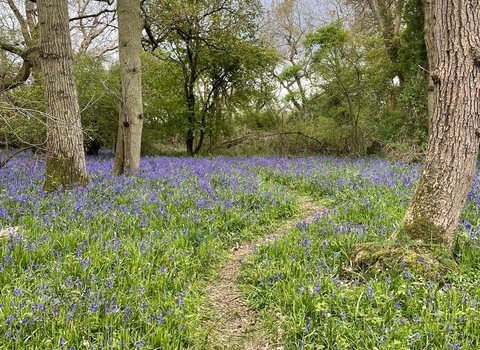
[
  {"x1": 366, "y1": 285, "x2": 374, "y2": 299},
  {"x1": 304, "y1": 317, "x2": 311, "y2": 333},
  {"x1": 105, "y1": 279, "x2": 114, "y2": 288},
  {"x1": 5, "y1": 315, "x2": 14, "y2": 325}
]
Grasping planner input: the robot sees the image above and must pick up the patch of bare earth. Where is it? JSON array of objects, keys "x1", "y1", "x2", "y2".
[{"x1": 200, "y1": 196, "x2": 323, "y2": 350}]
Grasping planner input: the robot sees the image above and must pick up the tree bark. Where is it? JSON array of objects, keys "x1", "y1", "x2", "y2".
[
  {"x1": 185, "y1": 80, "x2": 196, "y2": 156},
  {"x1": 112, "y1": 0, "x2": 144, "y2": 174},
  {"x1": 423, "y1": 0, "x2": 435, "y2": 117},
  {"x1": 37, "y1": 0, "x2": 89, "y2": 191},
  {"x1": 402, "y1": 0, "x2": 480, "y2": 249}
]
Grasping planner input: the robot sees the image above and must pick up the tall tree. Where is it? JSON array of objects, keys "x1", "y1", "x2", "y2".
[
  {"x1": 347, "y1": 0, "x2": 405, "y2": 81},
  {"x1": 144, "y1": 0, "x2": 272, "y2": 155},
  {"x1": 401, "y1": 0, "x2": 480, "y2": 249},
  {"x1": 305, "y1": 21, "x2": 391, "y2": 155},
  {"x1": 262, "y1": 0, "x2": 324, "y2": 120},
  {"x1": 112, "y1": 0, "x2": 143, "y2": 174},
  {"x1": 0, "y1": 0, "x2": 118, "y2": 155},
  {"x1": 37, "y1": 0, "x2": 89, "y2": 191}
]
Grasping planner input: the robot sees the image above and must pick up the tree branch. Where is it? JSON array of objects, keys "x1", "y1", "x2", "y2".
[
  {"x1": 0, "y1": 41, "x2": 25, "y2": 57},
  {"x1": 6, "y1": 0, "x2": 30, "y2": 41},
  {"x1": 69, "y1": 9, "x2": 116, "y2": 22},
  {"x1": 0, "y1": 60, "x2": 33, "y2": 92},
  {"x1": 0, "y1": 146, "x2": 34, "y2": 169}
]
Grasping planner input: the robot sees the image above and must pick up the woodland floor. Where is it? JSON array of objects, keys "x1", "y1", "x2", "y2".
[{"x1": 200, "y1": 195, "x2": 323, "y2": 350}]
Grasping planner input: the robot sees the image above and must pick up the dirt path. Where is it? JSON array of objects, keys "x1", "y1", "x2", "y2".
[{"x1": 200, "y1": 195, "x2": 323, "y2": 350}]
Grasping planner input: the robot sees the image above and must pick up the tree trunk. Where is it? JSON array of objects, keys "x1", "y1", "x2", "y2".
[
  {"x1": 422, "y1": 0, "x2": 435, "y2": 117},
  {"x1": 185, "y1": 87, "x2": 196, "y2": 156},
  {"x1": 402, "y1": 0, "x2": 480, "y2": 249},
  {"x1": 183, "y1": 37, "x2": 198, "y2": 157},
  {"x1": 37, "y1": 0, "x2": 88, "y2": 191},
  {"x1": 112, "y1": 0, "x2": 143, "y2": 175}
]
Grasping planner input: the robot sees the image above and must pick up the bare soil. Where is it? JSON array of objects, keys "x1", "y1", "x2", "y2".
[{"x1": 200, "y1": 196, "x2": 322, "y2": 349}]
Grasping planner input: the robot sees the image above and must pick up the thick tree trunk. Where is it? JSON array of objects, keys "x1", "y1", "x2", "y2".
[
  {"x1": 423, "y1": 0, "x2": 435, "y2": 117},
  {"x1": 402, "y1": 0, "x2": 480, "y2": 249},
  {"x1": 37, "y1": 0, "x2": 88, "y2": 191},
  {"x1": 112, "y1": 0, "x2": 143, "y2": 175}
]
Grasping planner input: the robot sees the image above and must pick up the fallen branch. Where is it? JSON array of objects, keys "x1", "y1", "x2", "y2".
[{"x1": 0, "y1": 146, "x2": 34, "y2": 169}]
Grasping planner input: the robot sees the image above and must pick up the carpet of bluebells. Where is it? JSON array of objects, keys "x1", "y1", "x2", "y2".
[
  {"x1": 1, "y1": 153, "x2": 480, "y2": 349},
  {"x1": 240, "y1": 157, "x2": 480, "y2": 350},
  {"x1": 0, "y1": 152, "x2": 294, "y2": 349}
]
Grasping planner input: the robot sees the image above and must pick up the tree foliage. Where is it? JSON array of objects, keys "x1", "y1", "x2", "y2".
[
  {"x1": 75, "y1": 54, "x2": 119, "y2": 150},
  {"x1": 305, "y1": 21, "x2": 393, "y2": 155},
  {"x1": 0, "y1": 0, "x2": 435, "y2": 159},
  {"x1": 143, "y1": 0, "x2": 276, "y2": 155}
]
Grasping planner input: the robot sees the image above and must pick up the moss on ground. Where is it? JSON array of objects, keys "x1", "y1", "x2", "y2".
[{"x1": 350, "y1": 238, "x2": 457, "y2": 283}]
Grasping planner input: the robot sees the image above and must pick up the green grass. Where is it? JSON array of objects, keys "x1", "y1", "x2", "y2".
[
  {"x1": 240, "y1": 158, "x2": 480, "y2": 349},
  {"x1": 2, "y1": 155, "x2": 480, "y2": 349}
]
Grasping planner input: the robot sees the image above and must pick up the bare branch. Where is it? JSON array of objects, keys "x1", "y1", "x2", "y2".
[
  {"x1": 69, "y1": 8, "x2": 116, "y2": 22},
  {"x1": 6, "y1": 0, "x2": 30, "y2": 41},
  {"x1": 94, "y1": 0, "x2": 114, "y2": 5},
  {"x1": 95, "y1": 44, "x2": 118, "y2": 57}
]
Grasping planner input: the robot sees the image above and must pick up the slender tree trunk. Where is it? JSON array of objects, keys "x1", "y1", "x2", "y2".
[
  {"x1": 112, "y1": 0, "x2": 143, "y2": 175},
  {"x1": 184, "y1": 38, "x2": 198, "y2": 157},
  {"x1": 402, "y1": 0, "x2": 480, "y2": 249},
  {"x1": 194, "y1": 117, "x2": 205, "y2": 155},
  {"x1": 37, "y1": 0, "x2": 88, "y2": 191},
  {"x1": 185, "y1": 87, "x2": 196, "y2": 156}
]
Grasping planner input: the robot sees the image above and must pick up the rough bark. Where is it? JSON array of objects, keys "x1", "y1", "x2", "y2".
[
  {"x1": 402, "y1": 0, "x2": 480, "y2": 249},
  {"x1": 423, "y1": 0, "x2": 435, "y2": 116},
  {"x1": 112, "y1": 0, "x2": 143, "y2": 174},
  {"x1": 37, "y1": 0, "x2": 89, "y2": 191}
]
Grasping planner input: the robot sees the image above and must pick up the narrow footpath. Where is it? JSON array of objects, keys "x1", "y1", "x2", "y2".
[{"x1": 201, "y1": 195, "x2": 323, "y2": 350}]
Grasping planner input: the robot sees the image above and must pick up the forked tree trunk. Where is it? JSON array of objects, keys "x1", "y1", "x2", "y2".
[
  {"x1": 402, "y1": 0, "x2": 480, "y2": 249},
  {"x1": 112, "y1": 0, "x2": 143, "y2": 175},
  {"x1": 37, "y1": 0, "x2": 89, "y2": 191}
]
